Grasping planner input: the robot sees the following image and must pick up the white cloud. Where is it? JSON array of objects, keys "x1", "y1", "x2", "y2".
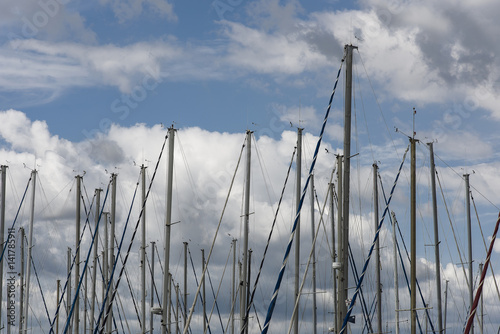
[
  {"x1": 99, "y1": 0, "x2": 177, "y2": 23},
  {"x1": 0, "y1": 109, "x2": 498, "y2": 332}
]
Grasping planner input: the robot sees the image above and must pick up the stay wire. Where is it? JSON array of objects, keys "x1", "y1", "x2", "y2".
[
  {"x1": 187, "y1": 246, "x2": 212, "y2": 334},
  {"x1": 49, "y1": 181, "x2": 110, "y2": 334},
  {"x1": 339, "y1": 144, "x2": 409, "y2": 334},
  {"x1": 471, "y1": 193, "x2": 500, "y2": 302},
  {"x1": 241, "y1": 146, "x2": 296, "y2": 333},
  {"x1": 261, "y1": 53, "x2": 344, "y2": 334},
  {"x1": 0, "y1": 174, "x2": 32, "y2": 264},
  {"x1": 183, "y1": 134, "x2": 246, "y2": 333},
  {"x1": 95, "y1": 134, "x2": 168, "y2": 333}
]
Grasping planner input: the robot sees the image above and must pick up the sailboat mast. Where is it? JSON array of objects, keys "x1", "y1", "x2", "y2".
[
  {"x1": 428, "y1": 142, "x2": 443, "y2": 333},
  {"x1": 373, "y1": 163, "x2": 381, "y2": 334},
  {"x1": 231, "y1": 238, "x2": 236, "y2": 334},
  {"x1": 391, "y1": 211, "x2": 400, "y2": 334},
  {"x1": 335, "y1": 155, "x2": 342, "y2": 333},
  {"x1": 183, "y1": 241, "x2": 188, "y2": 331},
  {"x1": 23, "y1": 169, "x2": 36, "y2": 334},
  {"x1": 150, "y1": 241, "x2": 156, "y2": 334},
  {"x1": 162, "y1": 126, "x2": 175, "y2": 334},
  {"x1": 330, "y1": 180, "x2": 338, "y2": 334},
  {"x1": 0, "y1": 165, "x2": 6, "y2": 328},
  {"x1": 310, "y1": 174, "x2": 317, "y2": 334},
  {"x1": 465, "y1": 173, "x2": 473, "y2": 334},
  {"x1": 109, "y1": 173, "x2": 117, "y2": 334},
  {"x1": 74, "y1": 175, "x2": 81, "y2": 334},
  {"x1": 339, "y1": 43, "x2": 356, "y2": 329},
  {"x1": 18, "y1": 227, "x2": 25, "y2": 334},
  {"x1": 240, "y1": 130, "x2": 251, "y2": 334},
  {"x1": 90, "y1": 188, "x2": 101, "y2": 330},
  {"x1": 141, "y1": 165, "x2": 147, "y2": 334},
  {"x1": 410, "y1": 137, "x2": 417, "y2": 334},
  {"x1": 293, "y1": 127, "x2": 302, "y2": 334}
]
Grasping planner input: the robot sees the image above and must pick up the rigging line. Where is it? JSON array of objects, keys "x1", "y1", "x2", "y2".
[
  {"x1": 435, "y1": 170, "x2": 470, "y2": 290},
  {"x1": 261, "y1": 53, "x2": 344, "y2": 334},
  {"x1": 59, "y1": 186, "x2": 102, "y2": 333},
  {"x1": 29, "y1": 241, "x2": 51, "y2": 327},
  {"x1": 145, "y1": 245, "x2": 162, "y2": 307},
  {"x1": 115, "y1": 281, "x2": 132, "y2": 334},
  {"x1": 355, "y1": 50, "x2": 402, "y2": 160},
  {"x1": 426, "y1": 145, "x2": 500, "y2": 211},
  {"x1": 241, "y1": 146, "x2": 296, "y2": 333},
  {"x1": 205, "y1": 241, "x2": 233, "y2": 334},
  {"x1": 187, "y1": 246, "x2": 212, "y2": 334},
  {"x1": 113, "y1": 235, "x2": 142, "y2": 328},
  {"x1": 378, "y1": 179, "x2": 425, "y2": 334},
  {"x1": 0, "y1": 174, "x2": 31, "y2": 264},
  {"x1": 348, "y1": 243, "x2": 374, "y2": 334},
  {"x1": 183, "y1": 134, "x2": 246, "y2": 334},
  {"x1": 381, "y1": 181, "x2": 432, "y2": 334},
  {"x1": 94, "y1": 134, "x2": 168, "y2": 333},
  {"x1": 253, "y1": 303, "x2": 262, "y2": 332},
  {"x1": 354, "y1": 57, "x2": 375, "y2": 163},
  {"x1": 287, "y1": 168, "x2": 336, "y2": 334},
  {"x1": 463, "y1": 212, "x2": 500, "y2": 334},
  {"x1": 339, "y1": 144, "x2": 409, "y2": 334},
  {"x1": 205, "y1": 265, "x2": 226, "y2": 333},
  {"x1": 471, "y1": 193, "x2": 500, "y2": 302},
  {"x1": 49, "y1": 181, "x2": 111, "y2": 334}
]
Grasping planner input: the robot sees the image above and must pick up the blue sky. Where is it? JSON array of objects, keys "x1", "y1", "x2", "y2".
[{"x1": 2, "y1": 0, "x2": 500, "y2": 333}]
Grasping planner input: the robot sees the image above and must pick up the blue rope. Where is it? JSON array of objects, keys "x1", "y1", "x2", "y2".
[
  {"x1": 93, "y1": 176, "x2": 139, "y2": 333},
  {"x1": 339, "y1": 145, "x2": 409, "y2": 334},
  {"x1": 347, "y1": 243, "x2": 373, "y2": 333},
  {"x1": 241, "y1": 147, "x2": 296, "y2": 333},
  {"x1": 0, "y1": 175, "x2": 31, "y2": 264},
  {"x1": 49, "y1": 184, "x2": 105, "y2": 334},
  {"x1": 261, "y1": 59, "x2": 344, "y2": 334},
  {"x1": 58, "y1": 183, "x2": 109, "y2": 334}
]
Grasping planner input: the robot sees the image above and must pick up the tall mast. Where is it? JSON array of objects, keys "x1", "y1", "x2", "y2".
[
  {"x1": 240, "y1": 130, "x2": 251, "y2": 334},
  {"x1": 90, "y1": 188, "x2": 101, "y2": 330},
  {"x1": 103, "y1": 212, "x2": 110, "y2": 333},
  {"x1": 428, "y1": 142, "x2": 443, "y2": 333},
  {"x1": 465, "y1": 173, "x2": 473, "y2": 334},
  {"x1": 150, "y1": 241, "x2": 156, "y2": 334},
  {"x1": 339, "y1": 43, "x2": 356, "y2": 329},
  {"x1": 310, "y1": 174, "x2": 317, "y2": 334},
  {"x1": 293, "y1": 127, "x2": 302, "y2": 334},
  {"x1": 141, "y1": 165, "x2": 147, "y2": 334},
  {"x1": 162, "y1": 126, "x2": 175, "y2": 334},
  {"x1": 444, "y1": 280, "x2": 449, "y2": 334},
  {"x1": 183, "y1": 241, "x2": 188, "y2": 331},
  {"x1": 330, "y1": 181, "x2": 338, "y2": 334},
  {"x1": 373, "y1": 163, "x2": 381, "y2": 334},
  {"x1": 202, "y1": 249, "x2": 206, "y2": 334},
  {"x1": 231, "y1": 238, "x2": 236, "y2": 334},
  {"x1": 23, "y1": 169, "x2": 36, "y2": 334},
  {"x1": 74, "y1": 175, "x2": 82, "y2": 334},
  {"x1": 0, "y1": 165, "x2": 6, "y2": 328},
  {"x1": 391, "y1": 211, "x2": 400, "y2": 334},
  {"x1": 335, "y1": 155, "x2": 342, "y2": 333},
  {"x1": 410, "y1": 137, "x2": 417, "y2": 334},
  {"x1": 18, "y1": 227, "x2": 25, "y2": 334},
  {"x1": 109, "y1": 173, "x2": 117, "y2": 333},
  {"x1": 67, "y1": 247, "x2": 72, "y2": 334}
]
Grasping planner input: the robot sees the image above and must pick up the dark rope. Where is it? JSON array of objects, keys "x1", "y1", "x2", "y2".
[
  {"x1": 241, "y1": 147, "x2": 296, "y2": 333},
  {"x1": 95, "y1": 134, "x2": 168, "y2": 333}
]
